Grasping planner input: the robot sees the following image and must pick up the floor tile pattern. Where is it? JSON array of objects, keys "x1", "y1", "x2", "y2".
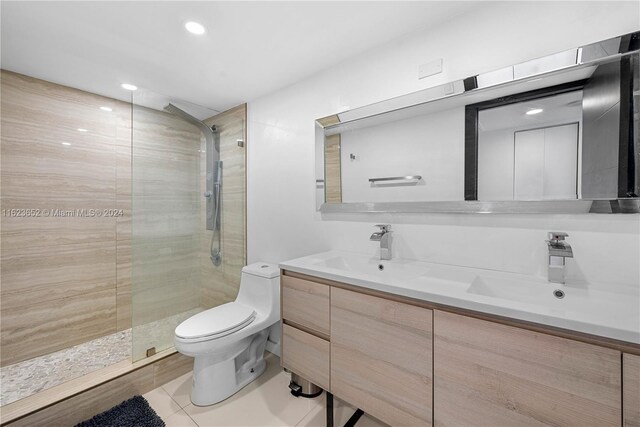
[
  {"x1": 1, "y1": 309, "x2": 199, "y2": 406},
  {"x1": 145, "y1": 353, "x2": 389, "y2": 427}
]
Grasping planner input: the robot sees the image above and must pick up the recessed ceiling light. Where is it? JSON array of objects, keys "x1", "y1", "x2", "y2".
[
  {"x1": 77, "y1": 128, "x2": 88, "y2": 132},
  {"x1": 121, "y1": 83, "x2": 138, "y2": 91},
  {"x1": 62, "y1": 142, "x2": 71, "y2": 146},
  {"x1": 526, "y1": 108, "x2": 543, "y2": 115},
  {"x1": 100, "y1": 106, "x2": 113, "y2": 112},
  {"x1": 185, "y1": 21, "x2": 206, "y2": 35}
]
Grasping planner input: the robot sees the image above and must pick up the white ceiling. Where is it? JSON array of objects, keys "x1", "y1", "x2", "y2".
[{"x1": 1, "y1": 1, "x2": 478, "y2": 116}]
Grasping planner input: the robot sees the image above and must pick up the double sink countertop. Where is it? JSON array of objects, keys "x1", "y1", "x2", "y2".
[{"x1": 280, "y1": 250, "x2": 640, "y2": 344}]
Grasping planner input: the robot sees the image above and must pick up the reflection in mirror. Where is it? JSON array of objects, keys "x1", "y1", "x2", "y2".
[
  {"x1": 315, "y1": 122, "x2": 326, "y2": 207},
  {"x1": 325, "y1": 134, "x2": 342, "y2": 203},
  {"x1": 316, "y1": 32, "x2": 639, "y2": 213},
  {"x1": 477, "y1": 90, "x2": 582, "y2": 201},
  {"x1": 582, "y1": 57, "x2": 638, "y2": 199},
  {"x1": 337, "y1": 107, "x2": 463, "y2": 203},
  {"x1": 468, "y1": 53, "x2": 638, "y2": 202}
]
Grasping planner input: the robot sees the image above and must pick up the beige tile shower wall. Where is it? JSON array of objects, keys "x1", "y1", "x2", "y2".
[
  {"x1": 130, "y1": 106, "x2": 202, "y2": 328},
  {"x1": 200, "y1": 104, "x2": 247, "y2": 309},
  {"x1": 0, "y1": 70, "x2": 132, "y2": 366}
]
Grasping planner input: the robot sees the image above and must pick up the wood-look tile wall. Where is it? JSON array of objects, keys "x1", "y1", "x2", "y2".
[
  {"x1": 0, "y1": 71, "x2": 247, "y2": 367},
  {"x1": 324, "y1": 134, "x2": 342, "y2": 203},
  {"x1": 200, "y1": 105, "x2": 247, "y2": 308},
  {"x1": 0, "y1": 70, "x2": 132, "y2": 366}
]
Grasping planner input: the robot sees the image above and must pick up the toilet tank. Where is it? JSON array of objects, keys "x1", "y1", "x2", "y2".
[{"x1": 235, "y1": 263, "x2": 280, "y2": 323}]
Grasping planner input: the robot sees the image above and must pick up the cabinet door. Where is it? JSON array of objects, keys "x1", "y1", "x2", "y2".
[
  {"x1": 331, "y1": 287, "x2": 433, "y2": 426},
  {"x1": 434, "y1": 310, "x2": 621, "y2": 427},
  {"x1": 624, "y1": 353, "x2": 640, "y2": 427}
]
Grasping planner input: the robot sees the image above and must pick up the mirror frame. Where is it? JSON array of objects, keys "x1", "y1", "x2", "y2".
[{"x1": 316, "y1": 31, "x2": 640, "y2": 214}]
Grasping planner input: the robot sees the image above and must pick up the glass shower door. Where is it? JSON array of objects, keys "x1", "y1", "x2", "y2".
[{"x1": 131, "y1": 90, "x2": 246, "y2": 361}]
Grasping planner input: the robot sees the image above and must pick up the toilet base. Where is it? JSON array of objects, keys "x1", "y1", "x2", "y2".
[{"x1": 190, "y1": 330, "x2": 269, "y2": 406}]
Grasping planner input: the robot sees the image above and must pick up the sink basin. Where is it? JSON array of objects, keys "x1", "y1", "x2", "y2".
[
  {"x1": 467, "y1": 275, "x2": 565, "y2": 305},
  {"x1": 312, "y1": 255, "x2": 428, "y2": 281},
  {"x1": 281, "y1": 250, "x2": 640, "y2": 344},
  {"x1": 309, "y1": 253, "x2": 567, "y2": 307},
  {"x1": 419, "y1": 265, "x2": 477, "y2": 285}
]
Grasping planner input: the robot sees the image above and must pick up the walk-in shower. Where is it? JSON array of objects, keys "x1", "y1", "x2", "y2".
[
  {"x1": 164, "y1": 103, "x2": 223, "y2": 266},
  {"x1": 0, "y1": 73, "x2": 247, "y2": 410}
]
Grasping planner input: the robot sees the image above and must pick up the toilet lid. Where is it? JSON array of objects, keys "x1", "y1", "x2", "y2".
[{"x1": 175, "y1": 303, "x2": 257, "y2": 340}]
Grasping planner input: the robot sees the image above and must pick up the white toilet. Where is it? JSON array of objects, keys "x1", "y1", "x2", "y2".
[{"x1": 174, "y1": 262, "x2": 280, "y2": 406}]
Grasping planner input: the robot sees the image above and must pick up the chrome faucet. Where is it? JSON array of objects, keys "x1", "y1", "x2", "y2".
[
  {"x1": 547, "y1": 232, "x2": 573, "y2": 284},
  {"x1": 370, "y1": 224, "x2": 392, "y2": 260}
]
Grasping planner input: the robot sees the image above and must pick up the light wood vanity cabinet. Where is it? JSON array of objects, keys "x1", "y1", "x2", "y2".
[
  {"x1": 434, "y1": 310, "x2": 622, "y2": 427},
  {"x1": 281, "y1": 271, "x2": 636, "y2": 427},
  {"x1": 331, "y1": 287, "x2": 433, "y2": 426},
  {"x1": 281, "y1": 273, "x2": 433, "y2": 425},
  {"x1": 624, "y1": 353, "x2": 640, "y2": 427},
  {"x1": 281, "y1": 275, "x2": 331, "y2": 390}
]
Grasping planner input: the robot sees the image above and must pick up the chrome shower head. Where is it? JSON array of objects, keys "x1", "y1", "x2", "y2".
[{"x1": 163, "y1": 103, "x2": 219, "y2": 152}]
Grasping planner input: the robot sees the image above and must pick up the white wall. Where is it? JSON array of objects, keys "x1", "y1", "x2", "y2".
[
  {"x1": 247, "y1": 1, "x2": 640, "y2": 293},
  {"x1": 477, "y1": 128, "x2": 515, "y2": 200},
  {"x1": 341, "y1": 107, "x2": 463, "y2": 202},
  {"x1": 478, "y1": 123, "x2": 580, "y2": 201}
]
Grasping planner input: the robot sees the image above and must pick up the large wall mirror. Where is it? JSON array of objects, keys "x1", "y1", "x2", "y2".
[{"x1": 316, "y1": 32, "x2": 639, "y2": 214}]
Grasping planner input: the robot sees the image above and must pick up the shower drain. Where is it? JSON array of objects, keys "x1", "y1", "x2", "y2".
[{"x1": 553, "y1": 289, "x2": 565, "y2": 299}]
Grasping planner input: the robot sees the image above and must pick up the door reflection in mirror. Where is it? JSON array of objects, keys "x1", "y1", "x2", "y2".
[{"x1": 477, "y1": 91, "x2": 581, "y2": 201}]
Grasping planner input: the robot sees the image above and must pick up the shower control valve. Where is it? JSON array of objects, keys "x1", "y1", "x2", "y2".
[{"x1": 204, "y1": 191, "x2": 213, "y2": 198}]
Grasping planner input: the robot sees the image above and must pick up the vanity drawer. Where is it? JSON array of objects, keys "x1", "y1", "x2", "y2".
[
  {"x1": 282, "y1": 324, "x2": 330, "y2": 390},
  {"x1": 281, "y1": 275, "x2": 330, "y2": 336}
]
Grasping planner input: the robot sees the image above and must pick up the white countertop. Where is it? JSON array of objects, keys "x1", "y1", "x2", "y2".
[{"x1": 280, "y1": 250, "x2": 640, "y2": 344}]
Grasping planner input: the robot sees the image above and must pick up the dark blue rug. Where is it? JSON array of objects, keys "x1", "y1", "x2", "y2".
[{"x1": 75, "y1": 395, "x2": 165, "y2": 427}]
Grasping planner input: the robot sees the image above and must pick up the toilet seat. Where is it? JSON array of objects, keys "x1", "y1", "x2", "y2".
[{"x1": 175, "y1": 302, "x2": 256, "y2": 341}]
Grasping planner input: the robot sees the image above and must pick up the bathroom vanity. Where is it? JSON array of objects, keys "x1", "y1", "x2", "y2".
[
  {"x1": 279, "y1": 252, "x2": 640, "y2": 427},
  {"x1": 297, "y1": 30, "x2": 640, "y2": 427}
]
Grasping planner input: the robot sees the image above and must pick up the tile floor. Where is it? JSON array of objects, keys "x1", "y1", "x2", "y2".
[{"x1": 144, "y1": 353, "x2": 388, "y2": 427}]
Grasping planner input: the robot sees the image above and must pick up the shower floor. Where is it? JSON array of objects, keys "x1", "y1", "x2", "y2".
[{"x1": 0, "y1": 309, "x2": 199, "y2": 407}]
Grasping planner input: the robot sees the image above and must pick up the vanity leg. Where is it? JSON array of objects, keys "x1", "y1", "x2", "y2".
[
  {"x1": 326, "y1": 391, "x2": 333, "y2": 427},
  {"x1": 344, "y1": 409, "x2": 364, "y2": 427}
]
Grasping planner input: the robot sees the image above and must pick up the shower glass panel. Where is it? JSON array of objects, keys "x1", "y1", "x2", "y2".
[{"x1": 131, "y1": 90, "x2": 246, "y2": 361}]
